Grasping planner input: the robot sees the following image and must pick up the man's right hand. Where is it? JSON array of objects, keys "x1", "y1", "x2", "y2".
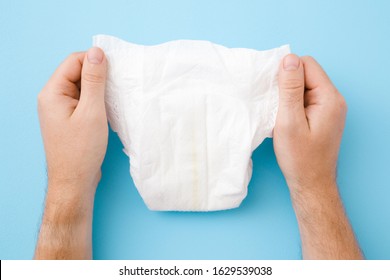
[
  {"x1": 274, "y1": 54, "x2": 347, "y2": 194},
  {"x1": 274, "y1": 54, "x2": 362, "y2": 259}
]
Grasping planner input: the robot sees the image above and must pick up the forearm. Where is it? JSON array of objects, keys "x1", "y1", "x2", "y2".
[
  {"x1": 34, "y1": 182, "x2": 95, "y2": 260},
  {"x1": 290, "y1": 181, "x2": 363, "y2": 260}
]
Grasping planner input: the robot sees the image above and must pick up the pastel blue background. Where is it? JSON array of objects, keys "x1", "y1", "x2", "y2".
[{"x1": 1, "y1": 0, "x2": 389, "y2": 260}]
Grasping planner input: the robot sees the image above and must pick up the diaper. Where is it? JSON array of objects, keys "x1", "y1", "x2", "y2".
[{"x1": 93, "y1": 35, "x2": 289, "y2": 211}]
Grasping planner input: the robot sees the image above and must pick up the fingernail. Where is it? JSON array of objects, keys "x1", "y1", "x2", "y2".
[
  {"x1": 283, "y1": 54, "x2": 300, "y2": 71},
  {"x1": 87, "y1": 47, "x2": 103, "y2": 64}
]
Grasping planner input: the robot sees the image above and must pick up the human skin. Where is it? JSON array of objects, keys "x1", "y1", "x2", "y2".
[
  {"x1": 34, "y1": 48, "x2": 362, "y2": 259},
  {"x1": 34, "y1": 48, "x2": 107, "y2": 259},
  {"x1": 274, "y1": 54, "x2": 363, "y2": 259}
]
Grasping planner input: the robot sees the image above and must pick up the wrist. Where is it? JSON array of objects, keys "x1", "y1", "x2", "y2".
[
  {"x1": 47, "y1": 168, "x2": 101, "y2": 192},
  {"x1": 288, "y1": 179, "x2": 342, "y2": 218},
  {"x1": 286, "y1": 175, "x2": 337, "y2": 199},
  {"x1": 43, "y1": 180, "x2": 96, "y2": 226}
]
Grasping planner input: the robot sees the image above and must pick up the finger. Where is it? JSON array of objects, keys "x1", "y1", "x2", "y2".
[
  {"x1": 301, "y1": 56, "x2": 335, "y2": 91},
  {"x1": 46, "y1": 52, "x2": 85, "y2": 99},
  {"x1": 50, "y1": 52, "x2": 85, "y2": 84},
  {"x1": 302, "y1": 56, "x2": 339, "y2": 108},
  {"x1": 75, "y1": 47, "x2": 107, "y2": 115},
  {"x1": 276, "y1": 54, "x2": 308, "y2": 131}
]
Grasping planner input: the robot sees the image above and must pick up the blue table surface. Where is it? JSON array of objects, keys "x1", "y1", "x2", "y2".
[{"x1": 1, "y1": 0, "x2": 389, "y2": 259}]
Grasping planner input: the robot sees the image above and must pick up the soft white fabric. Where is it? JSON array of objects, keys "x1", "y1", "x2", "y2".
[{"x1": 93, "y1": 35, "x2": 290, "y2": 211}]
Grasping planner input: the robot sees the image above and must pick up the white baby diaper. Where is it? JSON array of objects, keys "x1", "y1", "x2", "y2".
[{"x1": 93, "y1": 35, "x2": 289, "y2": 211}]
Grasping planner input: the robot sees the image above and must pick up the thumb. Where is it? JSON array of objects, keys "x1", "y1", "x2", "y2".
[
  {"x1": 277, "y1": 54, "x2": 307, "y2": 130},
  {"x1": 78, "y1": 47, "x2": 107, "y2": 113}
]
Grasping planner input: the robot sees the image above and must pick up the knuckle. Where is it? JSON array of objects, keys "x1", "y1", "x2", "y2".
[
  {"x1": 69, "y1": 51, "x2": 83, "y2": 60},
  {"x1": 37, "y1": 92, "x2": 48, "y2": 106},
  {"x1": 37, "y1": 92, "x2": 44, "y2": 104},
  {"x1": 281, "y1": 78, "x2": 304, "y2": 92},
  {"x1": 83, "y1": 72, "x2": 105, "y2": 84},
  {"x1": 329, "y1": 94, "x2": 347, "y2": 116},
  {"x1": 280, "y1": 92, "x2": 303, "y2": 106},
  {"x1": 58, "y1": 81, "x2": 75, "y2": 94},
  {"x1": 301, "y1": 55, "x2": 316, "y2": 63},
  {"x1": 337, "y1": 94, "x2": 348, "y2": 113}
]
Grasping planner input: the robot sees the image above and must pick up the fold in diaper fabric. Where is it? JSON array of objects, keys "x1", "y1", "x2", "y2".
[{"x1": 93, "y1": 35, "x2": 290, "y2": 211}]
